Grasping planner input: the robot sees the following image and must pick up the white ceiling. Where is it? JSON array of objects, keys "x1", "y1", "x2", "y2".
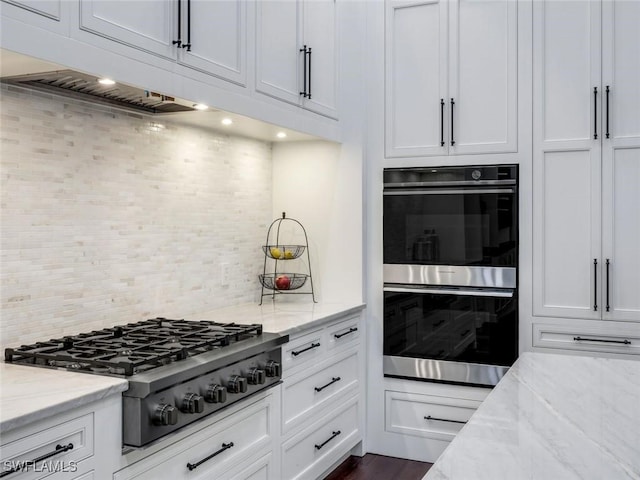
[{"x1": 0, "y1": 48, "x2": 319, "y2": 143}]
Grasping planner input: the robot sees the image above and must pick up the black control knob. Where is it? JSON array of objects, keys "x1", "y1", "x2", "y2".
[
  {"x1": 205, "y1": 384, "x2": 227, "y2": 403},
  {"x1": 227, "y1": 375, "x2": 248, "y2": 393},
  {"x1": 265, "y1": 360, "x2": 281, "y2": 378},
  {"x1": 181, "y1": 393, "x2": 205, "y2": 413},
  {"x1": 154, "y1": 404, "x2": 178, "y2": 426},
  {"x1": 248, "y1": 368, "x2": 266, "y2": 385}
]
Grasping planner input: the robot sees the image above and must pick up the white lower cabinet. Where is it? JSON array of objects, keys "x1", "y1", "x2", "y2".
[
  {"x1": 385, "y1": 391, "x2": 481, "y2": 442},
  {"x1": 113, "y1": 393, "x2": 276, "y2": 480},
  {"x1": 0, "y1": 395, "x2": 122, "y2": 480},
  {"x1": 281, "y1": 397, "x2": 360, "y2": 480},
  {"x1": 280, "y1": 312, "x2": 364, "y2": 480}
]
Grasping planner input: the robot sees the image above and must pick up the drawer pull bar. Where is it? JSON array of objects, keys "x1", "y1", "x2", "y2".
[
  {"x1": 292, "y1": 342, "x2": 320, "y2": 356},
  {"x1": 573, "y1": 336, "x2": 631, "y2": 345},
  {"x1": 334, "y1": 327, "x2": 358, "y2": 339},
  {"x1": 186, "y1": 442, "x2": 233, "y2": 471},
  {"x1": 315, "y1": 430, "x2": 341, "y2": 450},
  {"x1": 424, "y1": 415, "x2": 466, "y2": 425},
  {"x1": 0, "y1": 443, "x2": 73, "y2": 477},
  {"x1": 315, "y1": 377, "x2": 341, "y2": 392}
]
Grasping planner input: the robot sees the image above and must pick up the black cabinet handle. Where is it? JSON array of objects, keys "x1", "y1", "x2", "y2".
[
  {"x1": 181, "y1": 0, "x2": 192, "y2": 51},
  {"x1": 606, "y1": 258, "x2": 610, "y2": 312},
  {"x1": 291, "y1": 342, "x2": 320, "y2": 356},
  {"x1": 574, "y1": 336, "x2": 631, "y2": 345},
  {"x1": 605, "y1": 85, "x2": 610, "y2": 139},
  {"x1": 424, "y1": 415, "x2": 466, "y2": 425},
  {"x1": 594, "y1": 87, "x2": 598, "y2": 139},
  {"x1": 315, "y1": 430, "x2": 341, "y2": 450},
  {"x1": 186, "y1": 442, "x2": 233, "y2": 471},
  {"x1": 440, "y1": 98, "x2": 445, "y2": 146},
  {"x1": 334, "y1": 327, "x2": 358, "y2": 339},
  {"x1": 593, "y1": 258, "x2": 598, "y2": 311},
  {"x1": 308, "y1": 46, "x2": 312, "y2": 100},
  {"x1": 172, "y1": 0, "x2": 182, "y2": 47},
  {"x1": 299, "y1": 45, "x2": 308, "y2": 98},
  {"x1": 315, "y1": 376, "x2": 341, "y2": 392},
  {"x1": 0, "y1": 443, "x2": 73, "y2": 477},
  {"x1": 450, "y1": 98, "x2": 455, "y2": 146}
]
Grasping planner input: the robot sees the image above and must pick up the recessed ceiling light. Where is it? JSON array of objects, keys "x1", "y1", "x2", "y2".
[
  {"x1": 98, "y1": 78, "x2": 115, "y2": 86},
  {"x1": 193, "y1": 103, "x2": 209, "y2": 111},
  {"x1": 276, "y1": 132, "x2": 287, "y2": 139},
  {"x1": 221, "y1": 118, "x2": 233, "y2": 126}
]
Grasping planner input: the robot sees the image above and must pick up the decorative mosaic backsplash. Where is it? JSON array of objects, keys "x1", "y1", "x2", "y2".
[{"x1": 0, "y1": 85, "x2": 272, "y2": 349}]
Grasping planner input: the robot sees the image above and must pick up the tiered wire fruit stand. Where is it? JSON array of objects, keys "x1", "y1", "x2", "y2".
[{"x1": 259, "y1": 212, "x2": 316, "y2": 304}]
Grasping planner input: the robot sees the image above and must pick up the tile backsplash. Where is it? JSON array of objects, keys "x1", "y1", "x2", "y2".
[{"x1": 0, "y1": 85, "x2": 272, "y2": 349}]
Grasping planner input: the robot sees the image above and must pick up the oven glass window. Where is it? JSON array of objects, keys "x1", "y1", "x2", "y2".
[
  {"x1": 383, "y1": 191, "x2": 516, "y2": 267},
  {"x1": 383, "y1": 291, "x2": 518, "y2": 367}
]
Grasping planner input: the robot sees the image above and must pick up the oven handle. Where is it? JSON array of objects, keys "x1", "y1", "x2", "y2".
[
  {"x1": 384, "y1": 179, "x2": 516, "y2": 188},
  {"x1": 384, "y1": 286, "x2": 514, "y2": 298},
  {"x1": 384, "y1": 188, "x2": 514, "y2": 195}
]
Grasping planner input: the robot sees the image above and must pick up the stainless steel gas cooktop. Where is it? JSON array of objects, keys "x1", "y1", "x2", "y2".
[{"x1": 5, "y1": 318, "x2": 288, "y2": 447}]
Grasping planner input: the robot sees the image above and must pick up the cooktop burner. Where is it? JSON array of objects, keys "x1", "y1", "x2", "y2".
[{"x1": 4, "y1": 318, "x2": 263, "y2": 376}]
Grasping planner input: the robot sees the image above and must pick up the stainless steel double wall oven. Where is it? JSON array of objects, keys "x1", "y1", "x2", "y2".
[{"x1": 383, "y1": 165, "x2": 518, "y2": 386}]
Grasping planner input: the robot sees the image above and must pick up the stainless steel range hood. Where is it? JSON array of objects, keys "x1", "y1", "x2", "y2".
[{"x1": 1, "y1": 69, "x2": 196, "y2": 114}]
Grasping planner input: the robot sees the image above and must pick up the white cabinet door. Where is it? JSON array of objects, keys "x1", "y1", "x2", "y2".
[
  {"x1": 601, "y1": 0, "x2": 640, "y2": 322},
  {"x1": 78, "y1": 0, "x2": 176, "y2": 60},
  {"x1": 1, "y1": 0, "x2": 69, "y2": 34},
  {"x1": 178, "y1": 0, "x2": 247, "y2": 86},
  {"x1": 255, "y1": 0, "x2": 301, "y2": 105},
  {"x1": 532, "y1": 0, "x2": 602, "y2": 320},
  {"x1": 449, "y1": 0, "x2": 517, "y2": 155},
  {"x1": 301, "y1": 0, "x2": 338, "y2": 119},
  {"x1": 385, "y1": 0, "x2": 448, "y2": 158}
]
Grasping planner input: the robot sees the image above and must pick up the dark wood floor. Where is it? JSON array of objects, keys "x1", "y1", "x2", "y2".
[{"x1": 325, "y1": 454, "x2": 432, "y2": 480}]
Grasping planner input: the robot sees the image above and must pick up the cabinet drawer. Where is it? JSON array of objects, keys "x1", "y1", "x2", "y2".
[
  {"x1": 0, "y1": 413, "x2": 94, "y2": 480},
  {"x1": 533, "y1": 323, "x2": 640, "y2": 356},
  {"x1": 114, "y1": 396, "x2": 272, "y2": 480},
  {"x1": 326, "y1": 315, "x2": 361, "y2": 352},
  {"x1": 282, "y1": 398, "x2": 360, "y2": 480},
  {"x1": 282, "y1": 350, "x2": 359, "y2": 433},
  {"x1": 385, "y1": 391, "x2": 482, "y2": 442},
  {"x1": 282, "y1": 328, "x2": 325, "y2": 376}
]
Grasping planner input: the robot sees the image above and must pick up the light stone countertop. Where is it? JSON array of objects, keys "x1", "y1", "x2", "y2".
[
  {"x1": 190, "y1": 300, "x2": 366, "y2": 336},
  {"x1": 424, "y1": 352, "x2": 640, "y2": 480},
  {"x1": 0, "y1": 301, "x2": 364, "y2": 436},
  {"x1": 0, "y1": 363, "x2": 128, "y2": 434}
]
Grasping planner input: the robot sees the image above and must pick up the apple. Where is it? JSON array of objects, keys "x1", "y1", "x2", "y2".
[{"x1": 274, "y1": 275, "x2": 291, "y2": 290}]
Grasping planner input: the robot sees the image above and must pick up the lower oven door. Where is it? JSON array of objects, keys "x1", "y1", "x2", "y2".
[{"x1": 383, "y1": 285, "x2": 518, "y2": 386}]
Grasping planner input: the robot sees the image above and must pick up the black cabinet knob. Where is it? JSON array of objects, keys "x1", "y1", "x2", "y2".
[
  {"x1": 154, "y1": 404, "x2": 178, "y2": 426},
  {"x1": 205, "y1": 384, "x2": 227, "y2": 403}
]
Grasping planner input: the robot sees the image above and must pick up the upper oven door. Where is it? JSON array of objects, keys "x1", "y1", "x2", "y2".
[{"x1": 383, "y1": 167, "x2": 518, "y2": 269}]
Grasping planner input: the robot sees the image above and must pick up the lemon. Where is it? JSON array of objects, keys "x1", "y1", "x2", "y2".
[
  {"x1": 270, "y1": 247, "x2": 282, "y2": 259},
  {"x1": 284, "y1": 250, "x2": 294, "y2": 259}
]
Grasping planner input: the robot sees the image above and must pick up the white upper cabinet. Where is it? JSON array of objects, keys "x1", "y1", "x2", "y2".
[
  {"x1": 177, "y1": 0, "x2": 247, "y2": 86},
  {"x1": 255, "y1": 0, "x2": 339, "y2": 119},
  {"x1": 385, "y1": 0, "x2": 447, "y2": 157},
  {"x1": 78, "y1": 0, "x2": 177, "y2": 60},
  {"x1": 533, "y1": 0, "x2": 640, "y2": 322},
  {"x1": 1, "y1": 0, "x2": 70, "y2": 34},
  {"x1": 77, "y1": 0, "x2": 247, "y2": 86},
  {"x1": 385, "y1": 0, "x2": 518, "y2": 158},
  {"x1": 600, "y1": 0, "x2": 640, "y2": 322}
]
